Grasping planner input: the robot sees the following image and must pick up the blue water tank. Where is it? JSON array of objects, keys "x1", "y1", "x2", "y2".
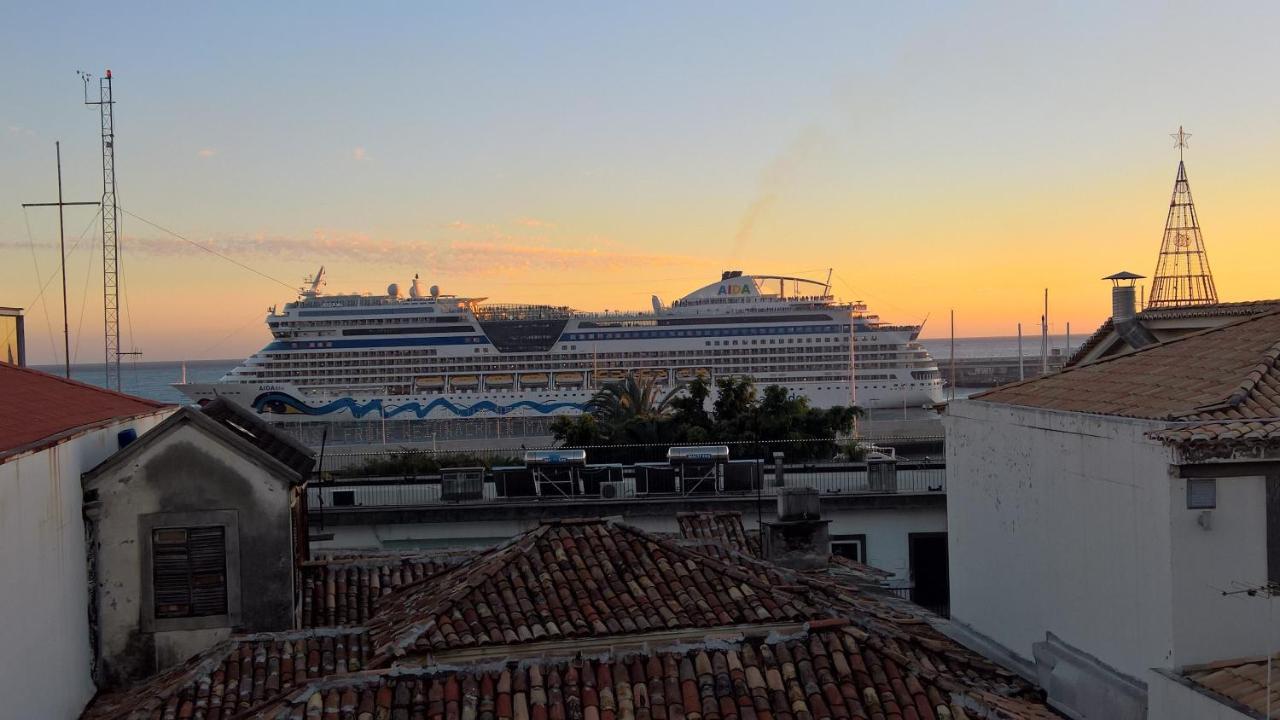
[{"x1": 117, "y1": 428, "x2": 138, "y2": 449}]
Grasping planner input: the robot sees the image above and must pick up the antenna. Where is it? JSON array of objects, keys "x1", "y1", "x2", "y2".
[
  {"x1": 80, "y1": 69, "x2": 124, "y2": 390},
  {"x1": 22, "y1": 142, "x2": 100, "y2": 378},
  {"x1": 1149, "y1": 127, "x2": 1218, "y2": 308}
]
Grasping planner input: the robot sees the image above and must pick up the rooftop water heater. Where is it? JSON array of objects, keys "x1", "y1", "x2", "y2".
[
  {"x1": 666, "y1": 445, "x2": 730, "y2": 495},
  {"x1": 524, "y1": 449, "x2": 587, "y2": 497}
]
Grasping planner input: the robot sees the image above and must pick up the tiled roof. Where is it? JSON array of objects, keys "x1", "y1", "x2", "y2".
[
  {"x1": 1181, "y1": 654, "x2": 1280, "y2": 718},
  {"x1": 0, "y1": 362, "x2": 168, "y2": 462},
  {"x1": 201, "y1": 397, "x2": 316, "y2": 479},
  {"x1": 254, "y1": 625, "x2": 1055, "y2": 720},
  {"x1": 81, "y1": 628, "x2": 371, "y2": 720},
  {"x1": 83, "y1": 519, "x2": 1056, "y2": 719},
  {"x1": 973, "y1": 310, "x2": 1280, "y2": 457},
  {"x1": 677, "y1": 511, "x2": 761, "y2": 557},
  {"x1": 1066, "y1": 299, "x2": 1280, "y2": 367},
  {"x1": 366, "y1": 519, "x2": 827, "y2": 663},
  {"x1": 300, "y1": 552, "x2": 474, "y2": 628}
]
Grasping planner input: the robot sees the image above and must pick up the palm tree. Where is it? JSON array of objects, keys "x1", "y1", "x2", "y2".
[{"x1": 586, "y1": 373, "x2": 680, "y2": 442}]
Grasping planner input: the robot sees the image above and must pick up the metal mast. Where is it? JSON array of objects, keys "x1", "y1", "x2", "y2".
[
  {"x1": 1148, "y1": 127, "x2": 1218, "y2": 308},
  {"x1": 81, "y1": 69, "x2": 122, "y2": 389}
]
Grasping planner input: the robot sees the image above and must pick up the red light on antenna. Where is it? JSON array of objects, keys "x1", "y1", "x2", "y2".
[{"x1": 106, "y1": 69, "x2": 112, "y2": 78}]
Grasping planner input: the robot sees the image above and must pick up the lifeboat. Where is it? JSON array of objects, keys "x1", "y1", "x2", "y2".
[
  {"x1": 638, "y1": 368, "x2": 669, "y2": 383},
  {"x1": 675, "y1": 368, "x2": 710, "y2": 382},
  {"x1": 414, "y1": 375, "x2": 445, "y2": 390},
  {"x1": 520, "y1": 372, "x2": 550, "y2": 388},
  {"x1": 554, "y1": 371, "x2": 585, "y2": 386},
  {"x1": 485, "y1": 374, "x2": 514, "y2": 389},
  {"x1": 449, "y1": 375, "x2": 479, "y2": 390},
  {"x1": 595, "y1": 369, "x2": 626, "y2": 383}
]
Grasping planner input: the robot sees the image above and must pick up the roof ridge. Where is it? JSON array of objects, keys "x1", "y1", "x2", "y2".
[
  {"x1": 366, "y1": 529, "x2": 544, "y2": 664},
  {"x1": 1182, "y1": 338, "x2": 1280, "y2": 418},
  {"x1": 973, "y1": 307, "x2": 1280, "y2": 403}
]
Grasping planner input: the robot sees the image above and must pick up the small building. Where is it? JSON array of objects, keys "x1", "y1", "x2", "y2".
[
  {"x1": 83, "y1": 397, "x2": 315, "y2": 687},
  {"x1": 946, "y1": 308, "x2": 1280, "y2": 719},
  {"x1": 0, "y1": 306, "x2": 24, "y2": 365},
  {"x1": 0, "y1": 363, "x2": 173, "y2": 720}
]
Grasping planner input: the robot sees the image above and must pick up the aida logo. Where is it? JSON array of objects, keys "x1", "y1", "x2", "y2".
[{"x1": 718, "y1": 283, "x2": 753, "y2": 295}]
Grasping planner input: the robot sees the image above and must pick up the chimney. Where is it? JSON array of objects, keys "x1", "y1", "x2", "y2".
[
  {"x1": 761, "y1": 487, "x2": 831, "y2": 571},
  {"x1": 1104, "y1": 271, "x2": 1144, "y2": 322}
]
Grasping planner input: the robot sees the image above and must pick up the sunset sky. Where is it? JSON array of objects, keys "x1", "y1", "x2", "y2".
[{"x1": 3, "y1": 3, "x2": 1279, "y2": 364}]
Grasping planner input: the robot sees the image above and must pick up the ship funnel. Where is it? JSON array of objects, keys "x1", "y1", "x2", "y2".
[
  {"x1": 651, "y1": 295, "x2": 663, "y2": 312},
  {"x1": 1103, "y1": 271, "x2": 1144, "y2": 321},
  {"x1": 410, "y1": 275, "x2": 425, "y2": 299}
]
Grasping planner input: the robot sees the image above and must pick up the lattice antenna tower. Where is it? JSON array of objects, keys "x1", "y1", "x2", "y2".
[
  {"x1": 79, "y1": 69, "x2": 122, "y2": 390},
  {"x1": 1148, "y1": 126, "x2": 1218, "y2": 308}
]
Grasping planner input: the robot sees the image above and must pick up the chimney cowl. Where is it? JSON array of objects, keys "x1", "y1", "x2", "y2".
[{"x1": 1103, "y1": 271, "x2": 1145, "y2": 322}]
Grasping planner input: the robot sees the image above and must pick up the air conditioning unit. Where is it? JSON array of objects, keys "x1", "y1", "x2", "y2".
[{"x1": 599, "y1": 481, "x2": 635, "y2": 500}]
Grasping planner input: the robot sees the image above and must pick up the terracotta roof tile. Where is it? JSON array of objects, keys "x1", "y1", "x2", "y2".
[
  {"x1": 973, "y1": 310, "x2": 1280, "y2": 456},
  {"x1": 84, "y1": 519, "x2": 1054, "y2": 719},
  {"x1": 677, "y1": 512, "x2": 761, "y2": 557},
  {"x1": 81, "y1": 628, "x2": 370, "y2": 720},
  {"x1": 299, "y1": 552, "x2": 475, "y2": 628},
  {"x1": 254, "y1": 628, "x2": 1056, "y2": 720},
  {"x1": 1181, "y1": 654, "x2": 1280, "y2": 718},
  {"x1": 0, "y1": 362, "x2": 168, "y2": 461},
  {"x1": 365, "y1": 520, "x2": 828, "y2": 662}
]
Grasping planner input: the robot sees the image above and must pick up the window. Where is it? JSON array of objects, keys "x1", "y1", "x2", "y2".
[
  {"x1": 831, "y1": 533, "x2": 867, "y2": 563},
  {"x1": 1187, "y1": 478, "x2": 1217, "y2": 509},
  {"x1": 152, "y1": 526, "x2": 228, "y2": 619}
]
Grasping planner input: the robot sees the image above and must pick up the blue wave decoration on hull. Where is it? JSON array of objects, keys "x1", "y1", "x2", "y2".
[{"x1": 251, "y1": 392, "x2": 585, "y2": 419}]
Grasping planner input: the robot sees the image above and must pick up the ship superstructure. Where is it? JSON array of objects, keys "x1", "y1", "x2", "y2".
[{"x1": 177, "y1": 270, "x2": 943, "y2": 424}]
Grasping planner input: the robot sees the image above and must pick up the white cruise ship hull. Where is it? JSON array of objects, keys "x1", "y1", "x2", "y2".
[{"x1": 177, "y1": 271, "x2": 944, "y2": 425}]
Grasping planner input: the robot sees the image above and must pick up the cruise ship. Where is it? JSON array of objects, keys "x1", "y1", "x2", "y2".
[{"x1": 177, "y1": 269, "x2": 943, "y2": 423}]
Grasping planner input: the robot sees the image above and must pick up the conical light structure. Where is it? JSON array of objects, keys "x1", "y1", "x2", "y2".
[{"x1": 1148, "y1": 135, "x2": 1218, "y2": 307}]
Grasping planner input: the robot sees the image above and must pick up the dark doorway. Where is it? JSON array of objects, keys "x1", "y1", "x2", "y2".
[{"x1": 909, "y1": 532, "x2": 949, "y2": 617}]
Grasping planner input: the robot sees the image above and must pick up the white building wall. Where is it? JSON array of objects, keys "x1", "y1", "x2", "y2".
[
  {"x1": 0, "y1": 411, "x2": 172, "y2": 720},
  {"x1": 1147, "y1": 671, "x2": 1254, "y2": 720},
  {"x1": 945, "y1": 400, "x2": 1176, "y2": 681},
  {"x1": 1168, "y1": 473, "x2": 1274, "y2": 667}
]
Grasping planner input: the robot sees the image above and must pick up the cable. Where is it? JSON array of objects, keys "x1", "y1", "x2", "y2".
[
  {"x1": 22, "y1": 207, "x2": 59, "y2": 362},
  {"x1": 119, "y1": 208, "x2": 297, "y2": 291},
  {"x1": 73, "y1": 231, "x2": 99, "y2": 362},
  {"x1": 9, "y1": 206, "x2": 102, "y2": 361}
]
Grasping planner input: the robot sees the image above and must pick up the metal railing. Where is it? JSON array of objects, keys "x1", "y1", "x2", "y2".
[{"x1": 308, "y1": 460, "x2": 945, "y2": 510}]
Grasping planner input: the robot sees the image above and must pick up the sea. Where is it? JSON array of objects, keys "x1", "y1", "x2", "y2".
[{"x1": 34, "y1": 335, "x2": 1081, "y2": 405}]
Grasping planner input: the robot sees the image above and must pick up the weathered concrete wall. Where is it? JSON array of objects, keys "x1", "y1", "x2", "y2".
[
  {"x1": 945, "y1": 400, "x2": 1176, "y2": 681},
  {"x1": 89, "y1": 421, "x2": 294, "y2": 686},
  {"x1": 0, "y1": 411, "x2": 171, "y2": 720},
  {"x1": 1147, "y1": 670, "x2": 1254, "y2": 720},
  {"x1": 312, "y1": 503, "x2": 947, "y2": 586}
]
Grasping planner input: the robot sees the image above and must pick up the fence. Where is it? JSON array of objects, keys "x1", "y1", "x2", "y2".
[{"x1": 308, "y1": 458, "x2": 945, "y2": 510}]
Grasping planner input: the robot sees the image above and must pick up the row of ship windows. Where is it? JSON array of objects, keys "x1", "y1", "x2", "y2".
[
  {"x1": 241, "y1": 364, "x2": 854, "y2": 381},
  {"x1": 562, "y1": 325, "x2": 850, "y2": 341},
  {"x1": 243, "y1": 355, "x2": 854, "y2": 373},
  {"x1": 260, "y1": 346, "x2": 854, "y2": 363}
]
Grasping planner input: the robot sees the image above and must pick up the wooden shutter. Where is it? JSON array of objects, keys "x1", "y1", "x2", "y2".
[{"x1": 153, "y1": 526, "x2": 227, "y2": 619}]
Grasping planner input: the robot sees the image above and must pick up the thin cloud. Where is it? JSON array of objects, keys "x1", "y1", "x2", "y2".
[
  {"x1": 6, "y1": 125, "x2": 36, "y2": 136},
  {"x1": 516, "y1": 217, "x2": 555, "y2": 229},
  {"x1": 106, "y1": 229, "x2": 697, "y2": 276},
  {"x1": 197, "y1": 148, "x2": 217, "y2": 158},
  {"x1": 352, "y1": 146, "x2": 368, "y2": 161}
]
